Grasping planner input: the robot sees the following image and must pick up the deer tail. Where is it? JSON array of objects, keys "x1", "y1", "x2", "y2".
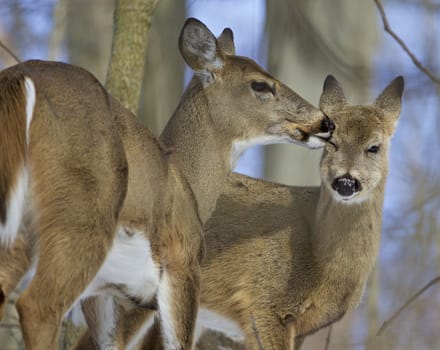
[{"x1": 0, "y1": 73, "x2": 35, "y2": 246}]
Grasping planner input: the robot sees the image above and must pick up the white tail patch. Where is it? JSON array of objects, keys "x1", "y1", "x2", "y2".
[
  {"x1": 158, "y1": 272, "x2": 181, "y2": 349},
  {"x1": 0, "y1": 77, "x2": 34, "y2": 247},
  {"x1": 24, "y1": 77, "x2": 36, "y2": 145},
  {"x1": 0, "y1": 169, "x2": 28, "y2": 246}
]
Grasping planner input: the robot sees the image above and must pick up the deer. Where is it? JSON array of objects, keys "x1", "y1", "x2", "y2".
[
  {"x1": 0, "y1": 18, "x2": 332, "y2": 349},
  {"x1": 83, "y1": 74, "x2": 403, "y2": 350}
]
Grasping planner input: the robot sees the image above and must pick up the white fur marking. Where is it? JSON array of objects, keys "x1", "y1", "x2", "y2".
[
  {"x1": 315, "y1": 131, "x2": 331, "y2": 139},
  {"x1": 71, "y1": 228, "x2": 160, "y2": 348},
  {"x1": 126, "y1": 315, "x2": 155, "y2": 350},
  {"x1": 0, "y1": 169, "x2": 28, "y2": 246},
  {"x1": 158, "y1": 272, "x2": 181, "y2": 349},
  {"x1": 305, "y1": 135, "x2": 327, "y2": 149},
  {"x1": 24, "y1": 77, "x2": 36, "y2": 145},
  {"x1": 195, "y1": 308, "x2": 244, "y2": 343},
  {"x1": 96, "y1": 296, "x2": 118, "y2": 349},
  {"x1": 99, "y1": 228, "x2": 160, "y2": 303},
  {"x1": 0, "y1": 78, "x2": 34, "y2": 246},
  {"x1": 82, "y1": 227, "x2": 160, "y2": 305},
  {"x1": 231, "y1": 135, "x2": 292, "y2": 169}
]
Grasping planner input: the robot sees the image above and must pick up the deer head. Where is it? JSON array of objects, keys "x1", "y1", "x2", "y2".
[
  {"x1": 178, "y1": 18, "x2": 334, "y2": 166},
  {"x1": 319, "y1": 75, "x2": 404, "y2": 203}
]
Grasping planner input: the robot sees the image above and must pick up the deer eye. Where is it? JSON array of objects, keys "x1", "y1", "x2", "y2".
[
  {"x1": 367, "y1": 145, "x2": 380, "y2": 153},
  {"x1": 251, "y1": 81, "x2": 274, "y2": 94}
]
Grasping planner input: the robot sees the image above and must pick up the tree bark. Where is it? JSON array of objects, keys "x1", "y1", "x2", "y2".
[{"x1": 105, "y1": 0, "x2": 160, "y2": 114}]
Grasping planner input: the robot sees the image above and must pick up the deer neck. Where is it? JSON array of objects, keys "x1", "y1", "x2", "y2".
[
  {"x1": 312, "y1": 177, "x2": 386, "y2": 285},
  {"x1": 160, "y1": 84, "x2": 234, "y2": 224}
]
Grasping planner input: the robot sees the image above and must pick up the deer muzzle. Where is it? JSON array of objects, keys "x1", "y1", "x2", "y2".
[{"x1": 331, "y1": 174, "x2": 361, "y2": 198}]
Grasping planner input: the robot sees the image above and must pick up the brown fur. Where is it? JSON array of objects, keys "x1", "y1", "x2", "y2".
[
  {"x1": 0, "y1": 230, "x2": 34, "y2": 321},
  {"x1": 0, "y1": 73, "x2": 27, "y2": 224},
  {"x1": 0, "y1": 18, "x2": 330, "y2": 350},
  {"x1": 115, "y1": 76, "x2": 404, "y2": 349}
]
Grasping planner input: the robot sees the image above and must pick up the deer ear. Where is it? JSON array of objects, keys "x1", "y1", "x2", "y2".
[
  {"x1": 319, "y1": 75, "x2": 347, "y2": 114},
  {"x1": 217, "y1": 28, "x2": 235, "y2": 56},
  {"x1": 374, "y1": 76, "x2": 404, "y2": 121},
  {"x1": 179, "y1": 18, "x2": 224, "y2": 74}
]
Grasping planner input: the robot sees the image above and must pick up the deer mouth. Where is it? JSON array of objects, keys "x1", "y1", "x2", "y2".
[
  {"x1": 285, "y1": 114, "x2": 334, "y2": 148},
  {"x1": 290, "y1": 127, "x2": 331, "y2": 149},
  {"x1": 266, "y1": 119, "x2": 333, "y2": 149}
]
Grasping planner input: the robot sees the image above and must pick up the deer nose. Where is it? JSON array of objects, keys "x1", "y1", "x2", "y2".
[
  {"x1": 320, "y1": 115, "x2": 335, "y2": 134},
  {"x1": 331, "y1": 174, "x2": 361, "y2": 197}
]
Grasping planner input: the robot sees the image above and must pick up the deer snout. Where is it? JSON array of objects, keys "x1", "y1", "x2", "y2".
[{"x1": 331, "y1": 174, "x2": 361, "y2": 198}]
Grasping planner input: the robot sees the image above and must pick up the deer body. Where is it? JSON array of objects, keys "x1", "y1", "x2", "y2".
[
  {"x1": 196, "y1": 172, "x2": 383, "y2": 345},
  {"x1": 119, "y1": 75, "x2": 404, "y2": 350},
  {"x1": 0, "y1": 18, "x2": 330, "y2": 349}
]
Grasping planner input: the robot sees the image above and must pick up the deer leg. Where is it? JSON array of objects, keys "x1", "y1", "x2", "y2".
[
  {"x1": 138, "y1": 316, "x2": 163, "y2": 350},
  {"x1": 73, "y1": 296, "x2": 125, "y2": 350},
  {"x1": 294, "y1": 335, "x2": 306, "y2": 350},
  {"x1": 123, "y1": 267, "x2": 200, "y2": 350},
  {"x1": 123, "y1": 307, "x2": 156, "y2": 347},
  {"x1": 157, "y1": 264, "x2": 200, "y2": 350},
  {"x1": 243, "y1": 313, "x2": 295, "y2": 350},
  {"x1": 0, "y1": 231, "x2": 33, "y2": 321},
  {"x1": 73, "y1": 298, "x2": 157, "y2": 350},
  {"x1": 16, "y1": 213, "x2": 118, "y2": 349}
]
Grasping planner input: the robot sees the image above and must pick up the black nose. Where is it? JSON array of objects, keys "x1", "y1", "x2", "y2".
[
  {"x1": 320, "y1": 115, "x2": 335, "y2": 133},
  {"x1": 331, "y1": 174, "x2": 361, "y2": 197}
]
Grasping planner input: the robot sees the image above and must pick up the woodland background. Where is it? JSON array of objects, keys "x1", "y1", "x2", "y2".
[{"x1": 0, "y1": 0, "x2": 439, "y2": 349}]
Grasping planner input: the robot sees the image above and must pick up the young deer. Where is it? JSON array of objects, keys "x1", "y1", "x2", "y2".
[
  {"x1": 113, "y1": 75, "x2": 404, "y2": 349},
  {"x1": 0, "y1": 18, "x2": 331, "y2": 349}
]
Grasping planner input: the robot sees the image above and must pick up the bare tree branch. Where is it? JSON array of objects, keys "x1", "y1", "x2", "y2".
[
  {"x1": 324, "y1": 325, "x2": 333, "y2": 350},
  {"x1": 377, "y1": 275, "x2": 440, "y2": 335},
  {"x1": 0, "y1": 39, "x2": 21, "y2": 63},
  {"x1": 373, "y1": 0, "x2": 440, "y2": 84}
]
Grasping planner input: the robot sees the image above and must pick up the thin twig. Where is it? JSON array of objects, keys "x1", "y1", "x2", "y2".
[
  {"x1": 324, "y1": 325, "x2": 333, "y2": 350},
  {"x1": 373, "y1": 0, "x2": 440, "y2": 84},
  {"x1": 250, "y1": 314, "x2": 264, "y2": 350},
  {"x1": 377, "y1": 275, "x2": 440, "y2": 335},
  {"x1": 0, "y1": 323, "x2": 20, "y2": 329},
  {"x1": 0, "y1": 39, "x2": 21, "y2": 63}
]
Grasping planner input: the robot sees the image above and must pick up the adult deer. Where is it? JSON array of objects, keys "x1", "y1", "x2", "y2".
[
  {"x1": 0, "y1": 18, "x2": 331, "y2": 349},
  {"x1": 109, "y1": 75, "x2": 404, "y2": 349}
]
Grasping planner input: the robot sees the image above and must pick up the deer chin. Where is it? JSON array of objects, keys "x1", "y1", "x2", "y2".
[{"x1": 330, "y1": 189, "x2": 371, "y2": 205}]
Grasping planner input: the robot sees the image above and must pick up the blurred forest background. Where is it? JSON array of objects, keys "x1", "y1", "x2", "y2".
[{"x1": 0, "y1": 0, "x2": 439, "y2": 349}]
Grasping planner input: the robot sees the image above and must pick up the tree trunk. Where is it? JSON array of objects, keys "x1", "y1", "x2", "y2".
[{"x1": 105, "y1": 0, "x2": 160, "y2": 114}]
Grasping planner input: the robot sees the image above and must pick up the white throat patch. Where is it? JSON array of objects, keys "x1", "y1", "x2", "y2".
[{"x1": 231, "y1": 135, "x2": 292, "y2": 169}]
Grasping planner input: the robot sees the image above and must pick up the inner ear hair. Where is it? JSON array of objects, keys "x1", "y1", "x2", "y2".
[
  {"x1": 374, "y1": 76, "x2": 404, "y2": 118},
  {"x1": 179, "y1": 18, "x2": 224, "y2": 73}
]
